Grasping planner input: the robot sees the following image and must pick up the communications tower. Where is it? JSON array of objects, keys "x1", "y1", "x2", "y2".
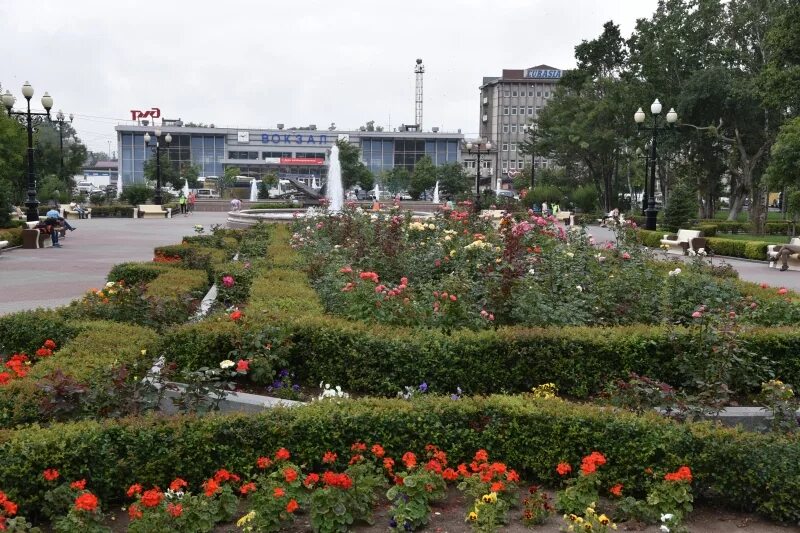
[{"x1": 414, "y1": 59, "x2": 424, "y2": 130}]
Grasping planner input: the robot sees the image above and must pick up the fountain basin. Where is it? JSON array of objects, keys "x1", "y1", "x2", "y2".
[{"x1": 227, "y1": 208, "x2": 434, "y2": 228}]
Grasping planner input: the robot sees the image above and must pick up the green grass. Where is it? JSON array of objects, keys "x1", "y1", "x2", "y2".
[
  {"x1": 713, "y1": 210, "x2": 786, "y2": 222},
  {"x1": 710, "y1": 233, "x2": 790, "y2": 244}
]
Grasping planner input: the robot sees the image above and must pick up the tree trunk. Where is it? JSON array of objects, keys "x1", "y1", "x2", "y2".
[
  {"x1": 749, "y1": 184, "x2": 766, "y2": 235},
  {"x1": 728, "y1": 193, "x2": 745, "y2": 221}
]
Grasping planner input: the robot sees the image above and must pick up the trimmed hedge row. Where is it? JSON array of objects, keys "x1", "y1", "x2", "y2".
[
  {"x1": 0, "y1": 226, "x2": 23, "y2": 247},
  {"x1": 0, "y1": 309, "x2": 84, "y2": 355},
  {"x1": 0, "y1": 320, "x2": 158, "y2": 428},
  {"x1": 637, "y1": 229, "x2": 772, "y2": 260},
  {"x1": 0, "y1": 396, "x2": 799, "y2": 522},
  {"x1": 107, "y1": 262, "x2": 177, "y2": 285},
  {"x1": 691, "y1": 220, "x2": 794, "y2": 236}
]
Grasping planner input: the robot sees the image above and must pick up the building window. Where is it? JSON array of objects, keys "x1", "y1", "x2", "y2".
[
  {"x1": 511, "y1": 143, "x2": 517, "y2": 152},
  {"x1": 481, "y1": 160, "x2": 491, "y2": 169},
  {"x1": 528, "y1": 106, "x2": 533, "y2": 115},
  {"x1": 520, "y1": 107, "x2": 527, "y2": 115},
  {"x1": 501, "y1": 161, "x2": 508, "y2": 171},
  {"x1": 502, "y1": 125, "x2": 509, "y2": 133},
  {"x1": 510, "y1": 161, "x2": 516, "y2": 169},
  {"x1": 537, "y1": 91, "x2": 542, "y2": 97},
  {"x1": 228, "y1": 151, "x2": 259, "y2": 160},
  {"x1": 502, "y1": 143, "x2": 509, "y2": 152},
  {"x1": 519, "y1": 161, "x2": 525, "y2": 169},
  {"x1": 535, "y1": 106, "x2": 542, "y2": 114},
  {"x1": 528, "y1": 90, "x2": 533, "y2": 97},
  {"x1": 512, "y1": 90, "x2": 517, "y2": 97},
  {"x1": 545, "y1": 91, "x2": 550, "y2": 98},
  {"x1": 503, "y1": 107, "x2": 509, "y2": 115},
  {"x1": 511, "y1": 107, "x2": 517, "y2": 115},
  {"x1": 511, "y1": 125, "x2": 517, "y2": 133},
  {"x1": 463, "y1": 160, "x2": 476, "y2": 169},
  {"x1": 503, "y1": 90, "x2": 510, "y2": 97}
]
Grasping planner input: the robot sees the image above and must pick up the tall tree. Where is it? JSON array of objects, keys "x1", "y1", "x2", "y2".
[
  {"x1": 409, "y1": 156, "x2": 437, "y2": 200},
  {"x1": 335, "y1": 139, "x2": 374, "y2": 191},
  {"x1": 383, "y1": 167, "x2": 410, "y2": 195},
  {"x1": 143, "y1": 151, "x2": 180, "y2": 189},
  {"x1": 436, "y1": 162, "x2": 470, "y2": 197},
  {"x1": 0, "y1": 112, "x2": 25, "y2": 203}
]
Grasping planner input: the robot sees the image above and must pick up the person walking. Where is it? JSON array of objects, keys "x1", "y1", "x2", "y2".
[
  {"x1": 178, "y1": 192, "x2": 188, "y2": 216},
  {"x1": 187, "y1": 191, "x2": 196, "y2": 214}
]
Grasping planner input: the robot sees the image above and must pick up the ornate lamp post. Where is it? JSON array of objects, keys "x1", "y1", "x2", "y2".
[
  {"x1": 634, "y1": 99, "x2": 678, "y2": 230},
  {"x1": 143, "y1": 129, "x2": 172, "y2": 205},
  {"x1": 55, "y1": 110, "x2": 74, "y2": 181},
  {"x1": 465, "y1": 140, "x2": 492, "y2": 213},
  {"x1": 2, "y1": 82, "x2": 54, "y2": 221},
  {"x1": 635, "y1": 146, "x2": 649, "y2": 216}
]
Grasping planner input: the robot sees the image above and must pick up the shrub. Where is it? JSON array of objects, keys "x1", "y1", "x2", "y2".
[
  {"x1": 1, "y1": 396, "x2": 800, "y2": 522},
  {"x1": 635, "y1": 229, "x2": 663, "y2": 248},
  {"x1": 107, "y1": 262, "x2": 176, "y2": 285},
  {"x1": 662, "y1": 181, "x2": 697, "y2": 232},
  {"x1": 145, "y1": 269, "x2": 209, "y2": 300},
  {"x1": 694, "y1": 223, "x2": 717, "y2": 237},
  {"x1": 88, "y1": 205, "x2": 136, "y2": 218},
  {"x1": 214, "y1": 262, "x2": 255, "y2": 305},
  {"x1": 0, "y1": 309, "x2": 83, "y2": 355},
  {"x1": 0, "y1": 226, "x2": 23, "y2": 247},
  {"x1": 0, "y1": 178, "x2": 12, "y2": 227},
  {"x1": 523, "y1": 185, "x2": 562, "y2": 208},
  {"x1": 568, "y1": 185, "x2": 599, "y2": 213},
  {"x1": 120, "y1": 184, "x2": 154, "y2": 206}
]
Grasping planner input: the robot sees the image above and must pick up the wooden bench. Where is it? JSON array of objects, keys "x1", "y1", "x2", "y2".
[
  {"x1": 138, "y1": 205, "x2": 172, "y2": 219},
  {"x1": 555, "y1": 210, "x2": 575, "y2": 225},
  {"x1": 62, "y1": 206, "x2": 92, "y2": 219},
  {"x1": 768, "y1": 238, "x2": 800, "y2": 271},
  {"x1": 660, "y1": 229, "x2": 701, "y2": 255}
]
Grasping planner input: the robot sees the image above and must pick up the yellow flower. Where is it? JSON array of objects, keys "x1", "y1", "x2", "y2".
[
  {"x1": 468, "y1": 511, "x2": 478, "y2": 522},
  {"x1": 598, "y1": 514, "x2": 610, "y2": 525},
  {"x1": 585, "y1": 506, "x2": 595, "y2": 515},
  {"x1": 450, "y1": 250, "x2": 456, "y2": 257},
  {"x1": 237, "y1": 511, "x2": 256, "y2": 526},
  {"x1": 481, "y1": 492, "x2": 497, "y2": 504},
  {"x1": 568, "y1": 514, "x2": 578, "y2": 522},
  {"x1": 584, "y1": 523, "x2": 593, "y2": 531},
  {"x1": 141, "y1": 349, "x2": 147, "y2": 356}
]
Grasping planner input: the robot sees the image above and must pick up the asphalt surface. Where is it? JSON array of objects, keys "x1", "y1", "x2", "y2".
[{"x1": 0, "y1": 218, "x2": 797, "y2": 316}]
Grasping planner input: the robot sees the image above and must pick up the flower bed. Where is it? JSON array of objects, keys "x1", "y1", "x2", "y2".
[{"x1": 1, "y1": 395, "x2": 799, "y2": 523}]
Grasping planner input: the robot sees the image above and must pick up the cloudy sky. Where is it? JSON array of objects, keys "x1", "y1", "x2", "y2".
[{"x1": 1, "y1": 0, "x2": 658, "y2": 154}]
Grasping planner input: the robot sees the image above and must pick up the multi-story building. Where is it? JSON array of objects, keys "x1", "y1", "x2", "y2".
[
  {"x1": 477, "y1": 64, "x2": 562, "y2": 190},
  {"x1": 115, "y1": 124, "x2": 463, "y2": 190}
]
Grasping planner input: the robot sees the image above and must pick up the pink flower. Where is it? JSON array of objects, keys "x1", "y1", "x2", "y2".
[
  {"x1": 236, "y1": 359, "x2": 250, "y2": 373},
  {"x1": 778, "y1": 288, "x2": 788, "y2": 295},
  {"x1": 339, "y1": 266, "x2": 353, "y2": 274},
  {"x1": 222, "y1": 275, "x2": 235, "y2": 288},
  {"x1": 760, "y1": 283, "x2": 768, "y2": 289},
  {"x1": 750, "y1": 302, "x2": 757, "y2": 309},
  {"x1": 400, "y1": 277, "x2": 409, "y2": 286},
  {"x1": 692, "y1": 311, "x2": 702, "y2": 319},
  {"x1": 449, "y1": 294, "x2": 457, "y2": 302},
  {"x1": 621, "y1": 252, "x2": 631, "y2": 260}
]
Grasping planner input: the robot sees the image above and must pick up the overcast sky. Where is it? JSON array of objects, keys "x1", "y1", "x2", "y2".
[{"x1": 1, "y1": 0, "x2": 659, "y2": 154}]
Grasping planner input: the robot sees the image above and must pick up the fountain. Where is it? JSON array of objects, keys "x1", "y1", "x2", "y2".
[
  {"x1": 249, "y1": 179, "x2": 258, "y2": 201},
  {"x1": 373, "y1": 182, "x2": 381, "y2": 202},
  {"x1": 495, "y1": 178, "x2": 501, "y2": 197},
  {"x1": 182, "y1": 179, "x2": 190, "y2": 198},
  {"x1": 116, "y1": 173, "x2": 123, "y2": 198},
  {"x1": 432, "y1": 181, "x2": 440, "y2": 204},
  {"x1": 325, "y1": 145, "x2": 344, "y2": 211}
]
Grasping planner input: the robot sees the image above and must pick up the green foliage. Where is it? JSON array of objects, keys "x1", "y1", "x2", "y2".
[
  {"x1": 523, "y1": 185, "x2": 562, "y2": 207},
  {"x1": 383, "y1": 167, "x2": 410, "y2": 195},
  {"x1": 120, "y1": 184, "x2": 154, "y2": 206},
  {"x1": 335, "y1": 140, "x2": 374, "y2": 191},
  {"x1": 0, "y1": 226, "x2": 23, "y2": 246},
  {"x1": 569, "y1": 185, "x2": 599, "y2": 213},
  {"x1": 0, "y1": 309, "x2": 83, "y2": 355},
  {"x1": 107, "y1": 262, "x2": 175, "y2": 285},
  {"x1": 663, "y1": 181, "x2": 698, "y2": 233},
  {"x1": 436, "y1": 162, "x2": 470, "y2": 197},
  {"x1": 1, "y1": 396, "x2": 800, "y2": 521},
  {"x1": 408, "y1": 156, "x2": 437, "y2": 200},
  {"x1": 143, "y1": 150, "x2": 181, "y2": 189},
  {"x1": 0, "y1": 111, "x2": 25, "y2": 202},
  {"x1": 214, "y1": 261, "x2": 255, "y2": 305},
  {"x1": 37, "y1": 175, "x2": 69, "y2": 205},
  {"x1": 0, "y1": 178, "x2": 14, "y2": 227}
]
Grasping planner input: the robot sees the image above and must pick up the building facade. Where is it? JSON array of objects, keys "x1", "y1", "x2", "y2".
[
  {"x1": 116, "y1": 125, "x2": 463, "y2": 189},
  {"x1": 477, "y1": 64, "x2": 562, "y2": 189}
]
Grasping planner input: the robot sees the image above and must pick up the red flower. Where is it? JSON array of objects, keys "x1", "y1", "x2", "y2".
[
  {"x1": 474, "y1": 449, "x2": 489, "y2": 463},
  {"x1": 257, "y1": 456, "x2": 273, "y2": 470},
  {"x1": 402, "y1": 452, "x2": 417, "y2": 469},
  {"x1": 322, "y1": 451, "x2": 338, "y2": 464},
  {"x1": 128, "y1": 503, "x2": 143, "y2": 520},
  {"x1": 74, "y1": 492, "x2": 99, "y2": 512},
  {"x1": 424, "y1": 459, "x2": 442, "y2": 474},
  {"x1": 284, "y1": 467, "x2": 298, "y2": 483},
  {"x1": 506, "y1": 469, "x2": 520, "y2": 482},
  {"x1": 169, "y1": 478, "x2": 188, "y2": 492},
  {"x1": 322, "y1": 471, "x2": 353, "y2": 490},
  {"x1": 351, "y1": 442, "x2": 367, "y2": 452},
  {"x1": 303, "y1": 473, "x2": 320, "y2": 487},
  {"x1": 556, "y1": 462, "x2": 572, "y2": 476},
  {"x1": 457, "y1": 464, "x2": 469, "y2": 477},
  {"x1": 580, "y1": 452, "x2": 607, "y2": 475},
  {"x1": 442, "y1": 468, "x2": 459, "y2": 481},
  {"x1": 213, "y1": 469, "x2": 233, "y2": 483},
  {"x1": 141, "y1": 489, "x2": 163, "y2": 508},
  {"x1": 383, "y1": 457, "x2": 395, "y2": 471},
  {"x1": 490, "y1": 481, "x2": 505, "y2": 492},
  {"x1": 240, "y1": 482, "x2": 257, "y2": 495},
  {"x1": 286, "y1": 499, "x2": 299, "y2": 513},
  {"x1": 2, "y1": 500, "x2": 17, "y2": 517},
  {"x1": 275, "y1": 448, "x2": 291, "y2": 461},
  {"x1": 236, "y1": 359, "x2": 250, "y2": 373},
  {"x1": 167, "y1": 502, "x2": 183, "y2": 518},
  {"x1": 610, "y1": 484, "x2": 623, "y2": 497},
  {"x1": 230, "y1": 310, "x2": 242, "y2": 321},
  {"x1": 0, "y1": 372, "x2": 12, "y2": 386},
  {"x1": 71, "y1": 479, "x2": 87, "y2": 490},
  {"x1": 273, "y1": 487, "x2": 285, "y2": 498},
  {"x1": 371, "y1": 444, "x2": 386, "y2": 458},
  {"x1": 36, "y1": 347, "x2": 52, "y2": 357},
  {"x1": 43, "y1": 469, "x2": 60, "y2": 482},
  {"x1": 126, "y1": 484, "x2": 143, "y2": 498},
  {"x1": 664, "y1": 466, "x2": 692, "y2": 483},
  {"x1": 203, "y1": 478, "x2": 220, "y2": 497},
  {"x1": 44, "y1": 339, "x2": 57, "y2": 350}
]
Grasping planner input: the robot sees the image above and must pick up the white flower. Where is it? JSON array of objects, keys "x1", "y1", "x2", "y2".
[
  {"x1": 528, "y1": 268, "x2": 535, "y2": 275},
  {"x1": 106, "y1": 281, "x2": 115, "y2": 288},
  {"x1": 668, "y1": 268, "x2": 682, "y2": 276},
  {"x1": 576, "y1": 285, "x2": 583, "y2": 292},
  {"x1": 566, "y1": 252, "x2": 575, "y2": 258},
  {"x1": 660, "y1": 525, "x2": 670, "y2": 532},
  {"x1": 219, "y1": 360, "x2": 235, "y2": 369},
  {"x1": 660, "y1": 513, "x2": 674, "y2": 522}
]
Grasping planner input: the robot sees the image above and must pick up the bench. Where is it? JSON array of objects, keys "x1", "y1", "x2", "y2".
[
  {"x1": 62, "y1": 206, "x2": 92, "y2": 219},
  {"x1": 555, "y1": 210, "x2": 575, "y2": 225},
  {"x1": 0, "y1": 240, "x2": 8, "y2": 256},
  {"x1": 660, "y1": 229, "x2": 702, "y2": 255},
  {"x1": 767, "y1": 238, "x2": 800, "y2": 271},
  {"x1": 21, "y1": 221, "x2": 68, "y2": 249},
  {"x1": 138, "y1": 205, "x2": 172, "y2": 219}
]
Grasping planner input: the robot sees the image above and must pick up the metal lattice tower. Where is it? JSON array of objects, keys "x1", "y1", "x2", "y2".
[{"x1": 414, "y1": 58, "x2": 425, "y2": 129}]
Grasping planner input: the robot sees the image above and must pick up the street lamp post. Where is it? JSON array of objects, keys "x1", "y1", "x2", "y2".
[
  {"x1": 143, "y1": 129, "x2": 172, "y2": 205},
  {"x1": 2, "y1": 82, "x2": 54, "y2": 222},
  {"x1": 55, "y1": 110, "x2": 74, "y2": 181},
  {"x1": 634, "y1": 99, "x2": 678, "y2": 231},
  {"x1": 465, "y1": 140, "x2": 493, "y2": 213},
  {"x1": 523, "y1": 123, "x2": 537, "y2": 190},
  {"x1": 635, "y1": 147, "x2": 649, "y2": 216}
]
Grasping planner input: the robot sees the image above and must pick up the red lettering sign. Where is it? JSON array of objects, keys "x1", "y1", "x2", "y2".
[
  {"x1": 130, "y1": 108, "x2": 162, "y2": 121},
  {"x1": 279, "y1": 158, "x2": 325, "y2": 166}
]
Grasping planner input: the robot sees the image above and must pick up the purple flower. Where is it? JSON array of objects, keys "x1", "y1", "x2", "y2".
[
  {"x1": 419, "y1": 382, "x2": 428, "y2": 393},
  {"x1": 272, "y1": 380, "x2": 283, "y2": 389},
  {"x1": 292, "y1": 384, "x2": 301, "y2": 392},
  {"x1": 279, "y1": 369, "x2": 290, "y2": 378}
]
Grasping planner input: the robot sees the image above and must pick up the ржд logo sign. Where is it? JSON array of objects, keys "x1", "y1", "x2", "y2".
[{"x1": 130, "y1": 108, "x2": 161, "y2": 120}]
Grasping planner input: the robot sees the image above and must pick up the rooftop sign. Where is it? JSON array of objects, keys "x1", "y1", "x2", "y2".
[{"x1": 525, "y1": 69, "x2": 561, "y2": 79}]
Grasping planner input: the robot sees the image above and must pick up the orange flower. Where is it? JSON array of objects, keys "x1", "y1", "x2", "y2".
[
  {"x1": 273, "y1": 487, "x2": 285, "y2": 499},
  {"x1": 322, "y1": 451, "x2": 338, "y2": 464},
  {"x1": 239, "y1": 482, "x2": 257, "y2": 495},
  {"x1": 43, "y1": 469, "x2": 60, "y2": 482},
  {"x1": 402, "y1": 452, "x2": 417, "y2": 469},
  {"x1": 275, "y1": 448, "x2": 291, "y2": 461},
  {"x1": 257, "y1": 456, "x2": 273, "y2": 470},
  {"x1": 490, "y1": 481, "x2": 505, "y2": 492},
  {"x1": 169, "y1": 478, "x2": 188, "y2": 492},
  {"x1": 141, "y1": 489, "x2": 163, "y2": 508},
  {"x1": 230, "y1": 310, "x2": 242, "y2": 321},
  {"x1": 74, "y1": 492, "x2": 99, "y2": 512},
  {"x1": 442, "y1": 468, "x2": 459, "y2": 481},
  {"x1": 128, "y1": 502, "x2": 143, "y2": 520},
  {"x1": 580, "y1": 452, "x2": 607, "y2": 475},
  {"x1": 126, "y1": 484, "x2": 143, "y2": 498},
  {"x1": 213, "y1": 469, "x2": 233, "y2": 483},
  {"x1": 610, "y1": 483, "x2": 623, "y2": 497},
  {"x1": 383, "y1": 458, "x2": 395, "y2": 471},
  {"x1": 371, "y1": 444, "x2": 386, "y2": 458},
  {"x1": 286, "y1": 499, "x2": 299, "y2": 513},
  {"x1": 203, "y1": 478, "x2": 220, "y2": 497},
  {"x1": 304, "y1": 473, "x2": 320, "y2": 487},
  {"x1": 71, "y1": 479, "x2": 87, "y2": 490},
  {"x1": 474, "y1": 449, "x2": 489, "y2": 463},
  {"x1": 556, "y1": 462, "x2": 572, "y2": 476},
  {"x1": 2, "y1": 499, "x2": 17, "y2": 517},
  {"x1": 44, "y1": 339, "x2": 57, "y2": 350},
  {"x1": 167, "y1": 502, "x2": 183, "y2": 518},
  {"x1": 284, "y1": 467, "x2": 298, "y2": 483},
  {"x1": 506, "y1": 469, "x2": 520, "y2": 483},
  {"x1": 351, "y1": 442, "x2": 367, "y2": 452},
  {"x1": 664, "y1": 466, "x2": 692, "y2": 483}
]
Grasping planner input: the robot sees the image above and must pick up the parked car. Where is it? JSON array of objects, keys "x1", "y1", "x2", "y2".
[
  {"x1": 196, "y1": 189, "x2": 220, "y2": 199},
  {"x1": 76, "y1": 181, "x2": 97, "y2": 193}
]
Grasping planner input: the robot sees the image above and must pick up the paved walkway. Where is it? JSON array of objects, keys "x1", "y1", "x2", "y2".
[
  {"x1": 0, "y1": 213, "x2": 229, "y2": 315},
  {"x1": 587, "y1": 225, "x2": 800, "y2": 291}
]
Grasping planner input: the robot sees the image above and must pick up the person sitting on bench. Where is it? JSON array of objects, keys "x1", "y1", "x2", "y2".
[
  {"x1": 771, "y1": 246, "x2": 795, "y2": 272},
  {"x1": 601, "y1": 208, "x2": 620, "y2": 227}
]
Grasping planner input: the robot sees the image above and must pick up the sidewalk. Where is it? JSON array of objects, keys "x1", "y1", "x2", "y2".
[
  {"x1": 0, "y1": 213, "x2": 229, "y2": 316},
  {"x1": 587, "y1": 225, "x2": 800, "y2": 291}
]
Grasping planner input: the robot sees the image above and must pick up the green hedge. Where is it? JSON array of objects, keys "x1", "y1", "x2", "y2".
[
  {"x1": 89, "y1": 205, "x2": 136, "y2": 218},
  {"x1": 0, "y1": 309, "x2": 84, "y2": 355},
  {"x1": 107, "y1": 262, "x2": 176, "y2": 285},
  {"x1": 0, "y1": 321, "x2": 158, "y2": 428},
  {"x1": 145, "y1": 268, "x2": 209, "y2": 300},
  {"x1": 1, "y1": 396, "x2": 799, "y2": 522},
  {"x1": 638, "y1": 230, "x2": 772, "y2": 260},
  {"x1": 0, "y1": 226, "x2": 23, "y2": 247}
]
